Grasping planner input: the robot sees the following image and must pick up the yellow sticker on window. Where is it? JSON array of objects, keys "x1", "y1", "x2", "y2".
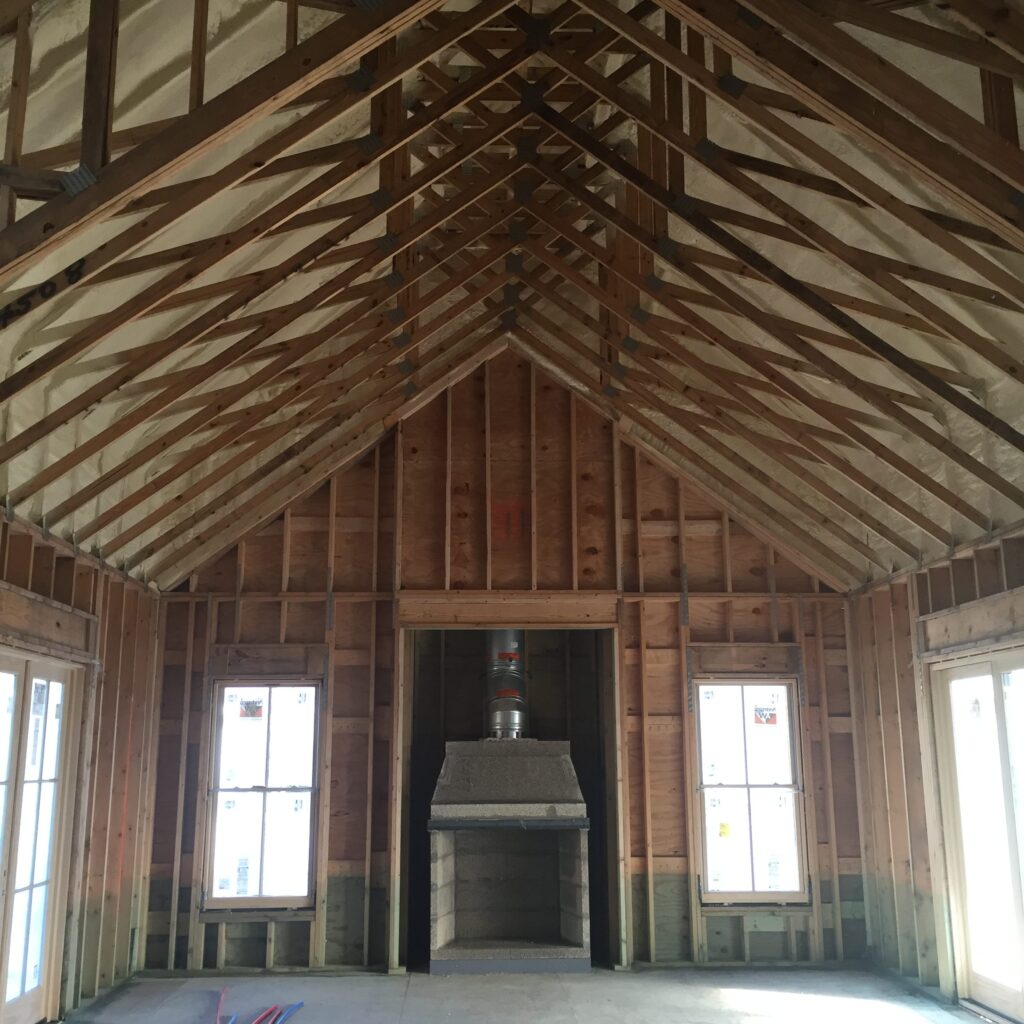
[{"x1": 719, "y1": 823, "x2": 730, "y2": 838}]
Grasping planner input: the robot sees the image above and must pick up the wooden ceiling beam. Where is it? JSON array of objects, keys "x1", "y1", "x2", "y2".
[
  {"x1": 715, "y1": 147, "x2": 1019, "y2": 259},
  {"x1": 521, "y1": 188, "x2": 949, "y2": 421},
  {"x1": 0, "y1": 41, "x2": 534, "y2": 407},
  {"x1": 88, "y1": 197, "x2": 370, "y2": 285},
  {"x1": 737, "y1": 0, "x2": 1024, "y2": 187},
  {"x1": 521, "y1": 245, "x2": 934, "y2": 556},
  {"x1": 512, "y1": 326, "x2": 861, "y2": 589},
  {"x1": 415, "y1": 111, "x2": 944, "y2": 436},
  {"x1": 656, "y1": 0, "x2": 1024, "y2": 252},
  {"x1": 565, "y1": 0, "x2": 1024, "y2": 326},
  {"x1": 534, "y1": 105, "x2": 1024, "y2": 484},
  {"x1": 453, "y1": 17, "x2": 1007, "y2": 352},
  {"x1": 108, "y1": 313, "x2": 511, "y2": 566},
  {"x1": 71, "y1": 234, "x2": 522, "y2": 544},
  {"x1": 114, "y1": 286, "x2": 514, "y2": 569},
  {"x1": 524, "y1": 191, "x2": 977, "y2": 541},
  {"x1": 147, "y1": 324, "x2": 509, "y2": 588},
  {"x1": 119, "y1": 3, "x2": 514, "y2": 218},
  {"x1": 80, "y1": 0, "x2": 119, "y2": 173},
  {"x1": 936, "y1": 0, "x2": 1024, "y2": 65},
  {"x1": 20, "y1": 165, "x2": 526, "y2": 518},
  {"x1": 0, "y1": 8, "x2": 32, "y2": 229},
  {"x1": 0, "y1": 0, "x2": 459, "y2": 287},
  {"x1": 810, "y1": 0, "x2": 1024, "y2": 79},
  {"x1": 0, "y1": 101, "x2": 533, "y2": 474},
  {"x1": 518, "y1": 299, "x2": 896, "y2": 571},
  {"x1": 0, "y1": 0, "x2": 33, "y2": 30}
]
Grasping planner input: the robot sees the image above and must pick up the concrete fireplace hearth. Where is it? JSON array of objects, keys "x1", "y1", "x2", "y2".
[{"x1": 428, "y1": 739, "x2": 591, "y2": 974}]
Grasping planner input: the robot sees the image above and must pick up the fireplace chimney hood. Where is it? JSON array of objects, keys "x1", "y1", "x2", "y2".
[{"x1": 427, "y1": 631, "x2": 592, "y2": 973}]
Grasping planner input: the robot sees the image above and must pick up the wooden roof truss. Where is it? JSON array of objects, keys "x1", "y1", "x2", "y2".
[{"x1": 0, "y1": 0, "x2": 1020, "y2": 592}]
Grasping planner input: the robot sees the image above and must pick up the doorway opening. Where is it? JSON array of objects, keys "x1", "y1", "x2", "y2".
[{"x1": 405, "y1": 628, "x2": 616, "y2": 971}]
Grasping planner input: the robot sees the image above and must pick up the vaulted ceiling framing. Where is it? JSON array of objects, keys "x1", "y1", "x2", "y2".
[{"x1": 0, "y1": 0, "x2": 1021, "y2": 592}]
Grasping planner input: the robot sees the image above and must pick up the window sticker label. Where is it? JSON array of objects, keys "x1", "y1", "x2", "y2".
[
  {"x1": 753, "y1": 706, "x2": 777, "y2": 725},
  {"x1": 239, "y1": 698, "x2": 264, "y2": 719}
]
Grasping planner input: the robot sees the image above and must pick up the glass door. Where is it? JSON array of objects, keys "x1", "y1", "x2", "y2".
[
  {"x1": 0, "y1": 656, "x2": 73, "y2": 1024},
  {"x1": 936, "y1": 652, "x2": 1024, "y2": 1023}
]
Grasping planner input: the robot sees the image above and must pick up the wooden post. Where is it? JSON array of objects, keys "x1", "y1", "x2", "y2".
[
  {"x1": 363, "y1": 449, "x2": 381, "y2": 966},
  {"x1": 614, "y1": 604, "x2": 633, "y2": 967},
  {"x1": 311, "y1": 477, "x2": 338, "y2": 967},
  {"x1": 189, "y1": 0, "x2": 210, "y2": 111},
  {"x1": 166, "y1": 600, "x2": 196, "y2": 968},
  {"x1": 186, "y1": 598, "x2": 215, "y2": 969},
  {"x1": 81, "y1": 0, "x2": 119, "y2": 172},
  {"x1": 638, "y1": 599, "x2": 656, "y2": 962},
  {"x1": 814, "y1": 602, "x2": 844, "y2": 960},
  {"x1": 0, "y1": 8, "x2": 31, "y2": 229}
]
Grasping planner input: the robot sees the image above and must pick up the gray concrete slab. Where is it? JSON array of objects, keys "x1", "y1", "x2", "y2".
[{"x1": 68, "y1": 969, "x2": 977, "y2": 1024}]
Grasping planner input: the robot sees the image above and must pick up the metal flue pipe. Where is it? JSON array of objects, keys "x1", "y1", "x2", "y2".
[{"x1": 484, "y1": 628, "x2": 526, "y2": 738}]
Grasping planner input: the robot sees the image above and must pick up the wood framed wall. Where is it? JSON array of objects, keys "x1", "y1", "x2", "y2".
[
  {"x1": 0, "y1": 519, "x2": 161, "y2": 1020},
  {"x1": 147, "y1": 351, "x2": 863, "y2": 971},
  {"x1": 850, "y1": 534, "x2": 1024, "y2": 1000}
]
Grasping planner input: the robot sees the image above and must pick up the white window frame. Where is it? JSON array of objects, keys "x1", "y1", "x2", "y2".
[
  {"x1": 930, "y1": 647, "x2": 1024, "y2": 1023},
  {"x1": 0, "y1": 650, "x2": 81, "y2": 1024},
  {"x1": 695, "y1": 675, "x2": 809, "y2": 905},
  {"x1": 203, "y1": 678, "x2": 321, "y2": 910}
]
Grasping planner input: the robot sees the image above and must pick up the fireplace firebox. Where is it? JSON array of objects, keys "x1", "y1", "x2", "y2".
[{"x1": 428, "y1": 739, "x2": 591, "y2": 973}]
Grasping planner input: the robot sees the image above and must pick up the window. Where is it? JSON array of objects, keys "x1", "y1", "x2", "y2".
[
  {"x1": 697, "y1": 679, "x2": 805, "y2": 902},
  {"x1": 206, "y1": 682, "x2": 318, "y2": 907}
]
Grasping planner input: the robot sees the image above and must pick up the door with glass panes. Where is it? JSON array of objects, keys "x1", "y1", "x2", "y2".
[
  {"x1": 0, "y1": 654, "x2": 75, "y2": 1024},
  {"x1": 934, "y1": 651, "x2": 1024, "y2": 1023}
]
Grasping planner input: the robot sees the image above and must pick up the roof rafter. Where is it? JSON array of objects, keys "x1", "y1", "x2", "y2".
[
  {"x1": 658, "y1": 0, "x2": 1024, "y2": 251},
  {"x1": 521, "y1": 187, "x2": 990, "y2": 537},
  {"x1": 531, "y1": 103, "x2": 1024, "y2": 473},
  {"x1": 0, "y1": 0, "x2": 458, "y2": 286}
]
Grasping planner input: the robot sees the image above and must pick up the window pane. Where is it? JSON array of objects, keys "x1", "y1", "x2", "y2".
[
  {"x1": 704, "y1": 787, "x2": 752, "y2": 892},
  {"x1": 33, "y1": 782, "x2": 56, "y2": 885},
  {"x1": 211, "y1": 792, "x2": 264, "y2": 898},
  {"x1": 219, "y1": 687, "x2": 269, "y2": 789},
  {"x1": 24, "y1": 886, "x2": 47, "y2": 993},
  {"x1": 14, "y1": 781, "x2": 39, "y2": 890},
  {"x1": 261, "y1": 791, "x2": 311, "y2": 897},
  {"x1": 750, "y1": 788, "x2": 801, "y2": 892},
  {"x1": 23, "y1": 681, "x2": 48, "y2": 783},
  {"x1": 699, "y1": 685, "x2": 746, "y2": 785},
  {"x1": 267, "y1": 687, "x2": 315, "y2": 789},
  {"x1": 0, "y1": 671, "x2": 17, "y2": 785},
  {"x1": 0, "y1": 670, "x2": 15, "y2": 854},
  {"x1": 41, "y1": 682, "x2": 63, "y2": 780},
  {"x1": 743, "y1": 685, "x2": 793, "y2": 785},
  {"x1": 5, "y1": 888, "x2": 29, "y2": 1000},
  {"x1": 1004, "y1": 667, "x2": 1024, "y2": 895},
  {"x1": 949, "y1": 673, "x2": 1021, "y2": 986}
]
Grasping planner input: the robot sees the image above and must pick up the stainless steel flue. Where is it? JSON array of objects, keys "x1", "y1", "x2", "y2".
[{"x1": 485, "y1": 628, "x2": 526, "y2": 738}]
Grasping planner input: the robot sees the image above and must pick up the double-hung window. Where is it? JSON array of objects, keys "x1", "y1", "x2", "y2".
[
  {"x1": 697, "y1": 679, "x2": 806, "y2": 902},
  {"x1": 206, "y1": 682, "x2": 318, "y2": 907}
]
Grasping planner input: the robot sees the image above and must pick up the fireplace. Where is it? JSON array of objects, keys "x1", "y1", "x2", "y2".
[{"x1": 428, "y1": 739, "x2": 591, "y2": 973}]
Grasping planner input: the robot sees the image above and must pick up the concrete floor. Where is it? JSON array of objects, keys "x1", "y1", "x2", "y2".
[{"x1": 69, "y1": 968, "x2": 976, "y2": 1024}]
